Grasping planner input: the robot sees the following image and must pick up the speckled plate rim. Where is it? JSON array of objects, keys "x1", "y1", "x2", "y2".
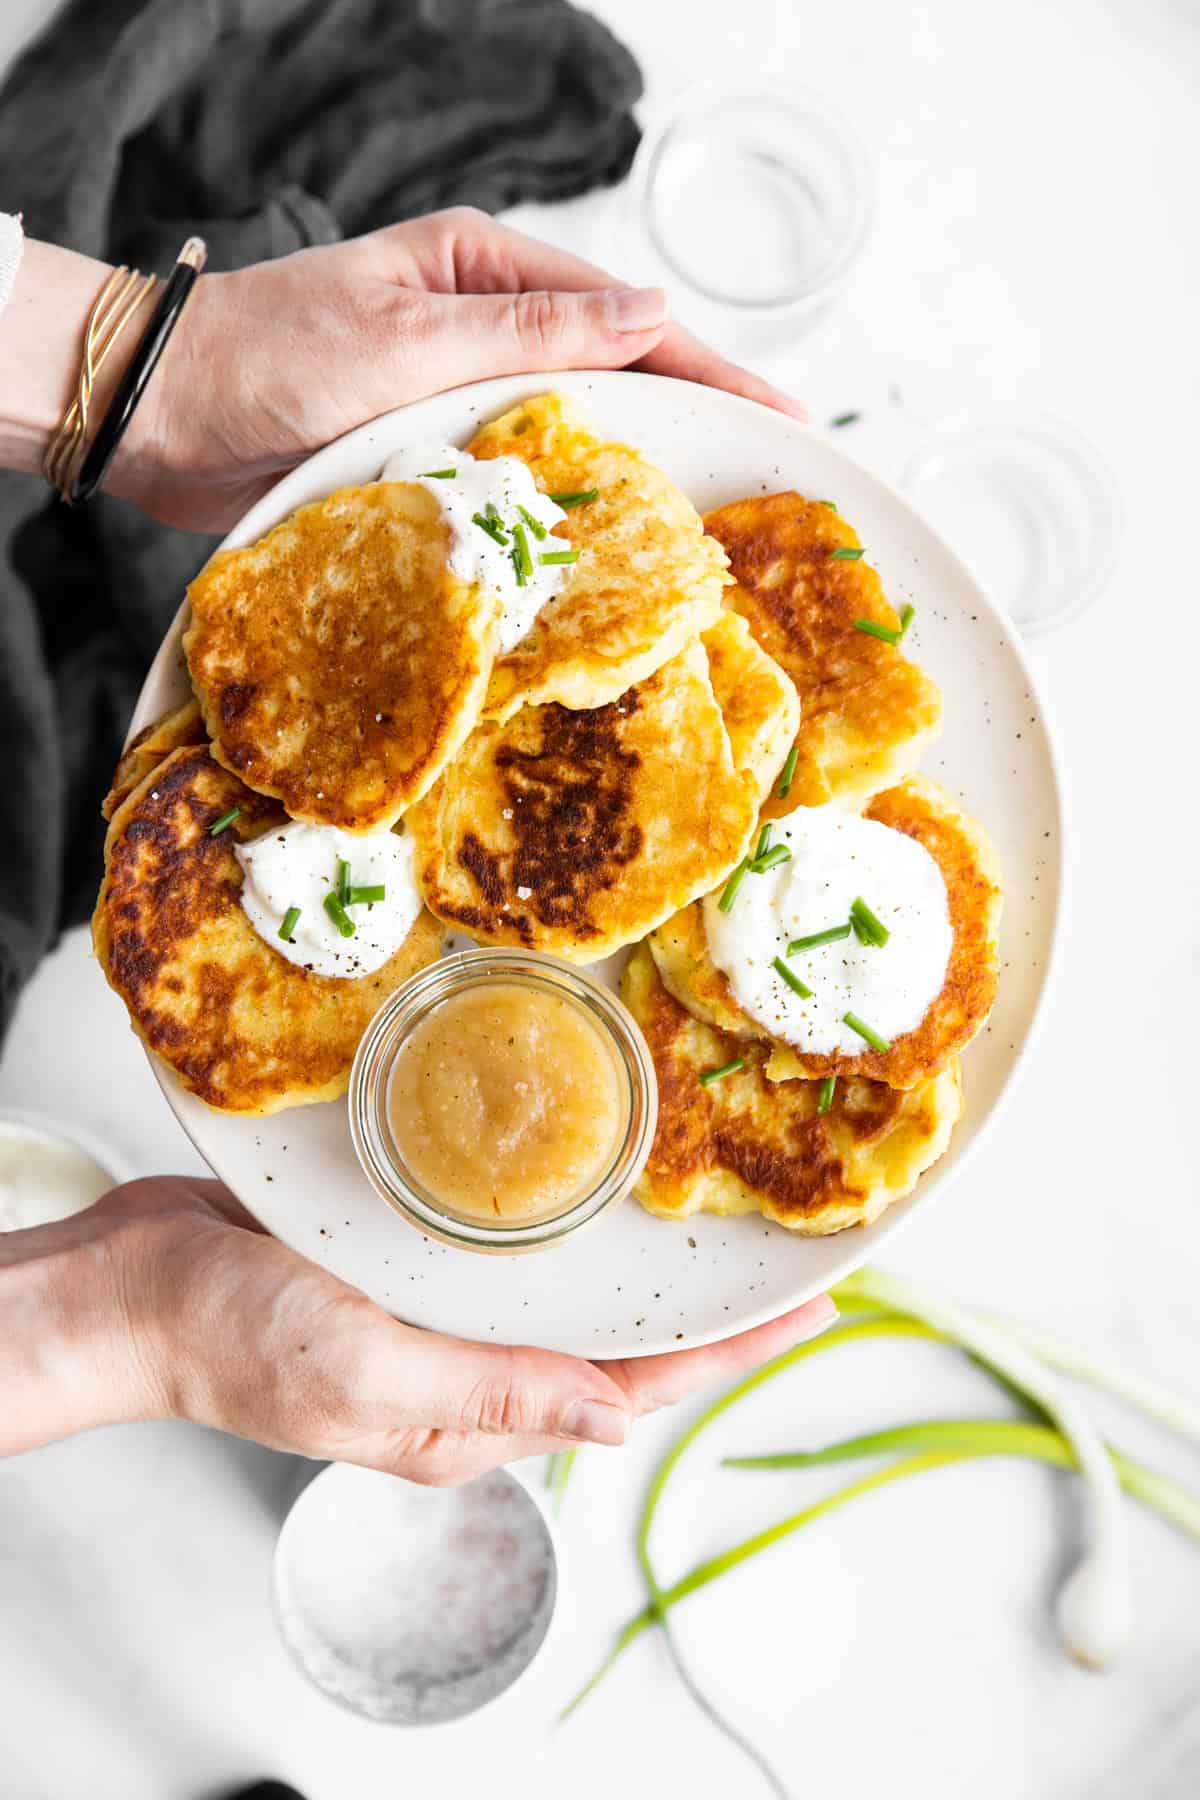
[{"x1": 123, "y1": 369, "x2": 1065, "y2": 1358}]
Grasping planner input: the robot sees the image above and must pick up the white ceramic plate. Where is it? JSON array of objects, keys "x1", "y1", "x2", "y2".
[{"x1": 127, "y1": 371, "x2": 1063, "y2": 1357}]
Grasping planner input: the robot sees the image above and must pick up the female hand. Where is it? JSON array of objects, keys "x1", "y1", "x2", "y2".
[
  {"x1": 1, "y1": 1176, "x2": 836, "y2": 1478},
  {"x1": 113, "y1": 206, "x2": 804, "y2": 532}
]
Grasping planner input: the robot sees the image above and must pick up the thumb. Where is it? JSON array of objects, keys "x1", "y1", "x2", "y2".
[{"x1": 406, "y1": 285, "x2": 669, "y2": 390}]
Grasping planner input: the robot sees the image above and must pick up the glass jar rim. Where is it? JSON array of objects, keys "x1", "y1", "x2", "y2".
[{"x1": 349, "y1": 948, "x2": 658, "y2": 1254}]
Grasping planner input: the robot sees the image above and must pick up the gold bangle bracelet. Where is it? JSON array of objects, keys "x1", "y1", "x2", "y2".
[{"x1": 43, "y1": 263, "x2": 159, "y2": 501}]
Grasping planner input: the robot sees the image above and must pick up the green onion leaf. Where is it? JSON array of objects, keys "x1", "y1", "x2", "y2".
[
  {"x1": 751, "y1": 844, "x2": 791, "y2": 873},
  {"x1": 511, "y1": 544, "x2": 528, "y2": 587},
  {"x1": 547, "y1": 488, "x2": 599, "y2": 508},
  {"x1": 754, "y1": 824, "x2": 772, "y2": 863},
  {"x1": 787, "y1": 923, "x2": 852, "y2": 954},
  {"x1": 323, "y1": 892, "x2": 356, "y2": 938},
  {"x1": 538, "y1": 549, "x2": 581, "y2": 565},
  {"x1": 898, "y1": 603, "x2": 915, "y2": 639},
  {"x1": 830, "y1": 547, "x2": 865, "y2": 561},
  {"x1": 512, "y1": 519, "x2": 534, "y2": 578},
  {"x1": 209, "y1": 807, "x2": 241, "y2": 836},
  {"x1": 699, "y1": 1058, "x2": 746, "y2": 1087},
  {"x1": 472, "y1": 511, "x2": 508, "y2": 546},
  {"x1": 818, "y1": 499, "x2": 838, "y2": 510},
  {"x1": 278, "y1": 905, "x2": 301, "y2": 942},
  {"x1": 516, "y1": 504, "x2": 548, "y2": 541},
  {"x1": 348, "y1": 884, "x2": 386, "y2": 905},
  {"x1": 854, "y1": 619, "x2": 901, "y2": 645},
  {"x1": 772, "y1": 956, "x2": 812, "y2": 999},
  {"x1": 418, "y1": 467, "x2": 456, "y2": 479},
  {"x1": 843, "y1": 1011, "x2": 890, "y2": 1052},
  {"x1": 831, "y1": 411, "x2": 861, "y2": 428},
  {"x1": 336, "y1": 858, "x2": 351, "y2": 904},
  {"x1": 717, "y1": 858, "x2": 751, "y2": 913},
  {"x1": 850, "y1": 896, "x2": 890, "y2": 947},
  {"x1": 817, "y1": 1075, "x2": 836, "y2": 1114},
  {"x1": 778, "y1": 745, "x2": 800, "y2": 799}
]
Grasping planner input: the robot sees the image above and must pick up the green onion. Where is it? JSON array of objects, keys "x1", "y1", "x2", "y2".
[
  {"x1": 754, "y1": 824, "x2": 772, "y2": 863},
  {"x1": 699, "y1": 1057, "x2": 745, "y2": 1087},
  {"x1": 831, "y1": 411, "x2": 861, "y2": 428},
  {"x1": 512, "y1": 519, "x2": 534, "y2": 578},
  {"x1": 209, "y1": 807, "x2": 241, "y2": 836},
  {"x1": 348, "y1": 884, "x2": 386, "y2": 905},
  {"x1": 472, "y1": 510, "x2": 508, "y2": 546},
  {"x1": 830, "y1": 547, "x2": 865, "y2": 561},
  {"x1": 485, "y1": 501, "x2": 505, "y2": 527},
  {"x1": 545, "y1": 1449, "x2": 578, "y2": 1513},
  {"x1": 538, "y1": 549, "x2": 581, "y2": 565},
  {"x1": 854, "y1": 618, "x2": 901, "y2": 645},
  {"x1": 850, "y1": 896, "x2": 890, "y2": 947},
  {"x1": 778, "y1": 745, "x2": 800, "y2": 798},
  {"x1": 547, "y1": 488, "x2": 599, "y2": 508},
  {"x1": 843, "y1": 1011, "x2": 890, "y2": 1052},
  {"x1": 787, "y1": 923, "x2": 851, "y2": 954},
  {"x1": 418, "y1": 467, "x2": 456, "y2": 479},
  {"x1": 511, "y1": 544, "x2": 528, "y2": 588},
  {"x1": 817, "y1": 1075, "x2": 836, "y2": 1114},
  {"x1": 717, "y1": 857, "x2": 751, "y2": 913},
  {"x1": 278, "y1": 906, "x2": 301, "y2": 942},
  {"x1": 751, "y1": 844, "x2": 791, "y2": 873},
  {"x1": 818, "y1": 499, "x2": 838, "y2": 510},
  {"x1": 516, "y1": 503, "x2": 548, "y2": 540},
  {"x1": 323, "y1": 892, "x2": 356, "y2": 938},
  {"x1": 772, "y1": 955, "x2": 812, "y2": 999},
  {"x1": 898, "y1": 603, "x2": 915, "y2": 639},
  {"x1": 336, "y1": 858, "x2": 351, "y2": 904}
]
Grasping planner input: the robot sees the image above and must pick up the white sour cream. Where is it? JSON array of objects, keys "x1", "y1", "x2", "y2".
[
  {"x1": 236, "y1": 821, "x2": 422, "y2": 980},
  {"x1": 703, "y1": 806, "x2": 953, "y2": 1055},
  {"x1": 379, "y1": 445, "x2": 569, "y2": 654}
]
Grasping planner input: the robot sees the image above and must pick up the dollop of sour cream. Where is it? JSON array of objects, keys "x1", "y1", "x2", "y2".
[
  {"x1": 703, "y1": 806, "x2": 953, "y2": 1055},
  {"x1": 236, "y1": 821, "x2": 422, "y2": 980},
  {"x1": 379, "y1": 445, "x2": 569, "y2": 655}
]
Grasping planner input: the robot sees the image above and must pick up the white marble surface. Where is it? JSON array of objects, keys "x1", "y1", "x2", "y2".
[{"x1": 2, "y1": 1, "x2": 1199, "y2": 1796}]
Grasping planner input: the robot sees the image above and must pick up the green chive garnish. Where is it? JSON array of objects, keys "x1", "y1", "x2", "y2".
[
  {"x1": 772, "y1": 956, "x2": 812, "y2": 999},
  {"x1": 348, "y1": 885, "x2": 386, "y2": 905},
  {"x1": 831, "y1": 412, "x2": 861, "y2": 428},
  {"x1": 512, "y1": 520, "x2": 534, "y2": 579},
  {"x1": 818, "y1": 499, "x2": 838, "y2": 510},
  {"x1": 817, "y1": 1075, "x2": 836, "y2": 1114},
  {"x1": 419, "y1": 467, "x2": 456, "y2": 479},
  {"x1": 278, "y1": 906, "x2": 301, "y2": 942},
  {"x1": 751, "y1": 844, "x2": 791, "y2": 873},
  {"x1": 547, "y1": 488, "x2": 599, "y2": 508},
  {"x1": 336, "y1": 858, "x2": 351, "y2": 904},
  {"x1": 323, "y1": 892, "x2": 356, "y2": 938},
  {"x1": 209, "y1": 807, "x2": 241, "y2": 836},
  {"x1": 854, "y1": 619, "x2": 900, "y2": 645},
  {"x1": 538, "y1": 549, "x2": 581, "y2": 565},
  {"x1": 718, "y1": 857, "x2": 751, "y2": 913},
  {"x1": 511, "y1": 544, "x2": 528, "y2": 587},
  {"x1": 485, "y1": 501, "x2": 505, "y2": 527},
  {"x1": 787, "y1": 923, "x2": 852, "y2": 954},
  {"x1": 755, "y1": 824, "x2": 773, "y2": 863},
  {"x1": 472, "y1": 511, "x2": 508, "y2": 546},
  {"x1": 516, "y1": 504, "x2": 547, "y2": 541},
  {"x1": 850, "y1": 896, "x2": 890, "y2": 947},
  {"x1": 898, "y1": 603, "x2": 915, "y2": 639},
  {"x1": 830, "y1": 547, "x2": 865, "y2": 561},
  {"x1": 699, "y1": 1057, "x2": 745, "y2": 1087},
  {"x1": 843, "y1": 1011, "x2": 890, "y2": 1053},
  {"x1": 778, "y1": 745, "x2": 800, "y2": 798}
]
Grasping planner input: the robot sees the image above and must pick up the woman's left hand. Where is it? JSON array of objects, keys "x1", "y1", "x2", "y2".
[{"x1": 113, "y1": 207, "x2": 804, "y2": 533}]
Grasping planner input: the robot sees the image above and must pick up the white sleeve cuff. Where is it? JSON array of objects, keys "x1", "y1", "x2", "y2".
[{"x1": 0, "y1": 213, "x2": 25, "y2": 318}]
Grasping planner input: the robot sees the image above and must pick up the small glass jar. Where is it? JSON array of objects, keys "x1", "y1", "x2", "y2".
[{"x1": 349, "y1": 949, "x2": 658, "y2": 1254}]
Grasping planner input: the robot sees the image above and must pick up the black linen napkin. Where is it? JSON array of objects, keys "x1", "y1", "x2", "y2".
[{"x1": 0, "y1": 0, "x2": 641, "y2": 1042}]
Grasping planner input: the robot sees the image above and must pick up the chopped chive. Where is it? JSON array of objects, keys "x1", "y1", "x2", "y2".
[
  {"x1": 787, "y1": 923, "x2": 852, "y2": 954},
  {"x1": 755, "y1": 824, "x2": 773, "y2": 863},
  {"x1": 547, "y1": 488, "x2": 599, "y2": 508},
  {"x1": 538, "y1": 549, "x2": 581, "y2": 565},
  {"x1": 418, "y1": 467, "x2": 456, "y2": 479},
  {"x1": 830, "y1": 547, "x2": 865, "y2": 561},
  {"x1": 699, "y1": 1057, "x2": 745, "y2": 1088},
  {"x1": 772, "y1": 955, "x2": 812, "y2": 999},
  {"x1": 831, "y1": 411, "x2": 861, "y2": 428},
  {"x1": 854, "y1": 618, "x2": 901, "y2": 645},
  {"x1": 336, "y1": 858, "x2": 351, "y2": 904},
  {"x1": 818, "y1": 499, "x2": 838, "y2": 510},
  {"x1": 843, "y1": 1011, "x2": 891, "y2": 1053},
  {"x1": 512, "y1": 519, "x2": 534, "y2": 578},
  {"x1": 718, "y1": 857, "x2": 751, "y2": 913},
  {"x1": 778, "y1": 745, "x2": 800, "y2": 798},
  {"x1": 278, "y1": 905, "x2": 301, "y2": 943},
  {"x1": 850, "y1": 896, "x2": 890, "y2": 947},
  {"x1": 751, "y1": 843, "x2": 791, "y2": 873},
  {"x1": 472, "y1": 511, "x2": 508, "y2": 546},
  {"x1": 510, "y1": 544, "x2": 528, "y2": 587},
  {"x1": 209, "y1": 807, "x2": 240, "y2": 836},
  {"x1": 323, "y1": 892, "x2": 356, "y2": 938},
  {"x1": 516, "y1": 504, "x2": 547, "y2": 541},
  {"x1": 817, "y1": 1075, "x2": 837, "y2": 1114},
  {"x1": 485, "y1": 501, "x2": 504, "y2": 526},
  {"x1": 348, "y1": 884, "x2": 386, "y2": 905},
  {"x1": 898, "y1": 603, "x2": 915, "y2": 639}
]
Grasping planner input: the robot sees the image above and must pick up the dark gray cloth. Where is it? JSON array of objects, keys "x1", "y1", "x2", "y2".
[{"x1": 0, "y1": 0, "x2": 641, "y2": 1040}]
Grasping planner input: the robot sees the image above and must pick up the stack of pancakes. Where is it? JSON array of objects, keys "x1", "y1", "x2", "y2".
[{"x1": 95, "y1": 392, "x2": 1001, "y2": 1239}]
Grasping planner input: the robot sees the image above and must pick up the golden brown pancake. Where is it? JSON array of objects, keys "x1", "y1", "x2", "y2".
[
  {"x1": 701, "y1": 611, "x2": 800, "y2": 808},
  {"x1": 102, "y1": 698, "x2": 207, "y2": 820},
  {"x1": 93, "y1": 744, "x2": 445, "y2": 1115},
  {"x1": 648, "y1": 775, "x2": 1002, "y2": 1090},
  {"x1": 467, "y1": 393, "x2": 729, "y2": 721},
  {"x1": 622, "y1": 946, "x2": 963, "y2": 1233},
  {"x1": 184, "y1": 482, "x2": 498, "y2": 833},
  {"x1": 406, "y1": 639, "x2": 759, "y2": 962},
  {"x1": 704, "y1": 492, "x2": 942, "y2": 812}
]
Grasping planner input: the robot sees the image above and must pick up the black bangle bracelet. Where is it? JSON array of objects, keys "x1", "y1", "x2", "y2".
[{"x1": 69, "y1": 236, "x2": 207, "y2": 507}]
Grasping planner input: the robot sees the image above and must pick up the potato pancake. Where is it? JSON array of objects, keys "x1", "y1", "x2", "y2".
[
  {"x1": 701, "y1": 611, "x2": 800, "y2": 807},
  {"x1": 102, "y1": 697, "x2": 207, "y2": 820}
]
